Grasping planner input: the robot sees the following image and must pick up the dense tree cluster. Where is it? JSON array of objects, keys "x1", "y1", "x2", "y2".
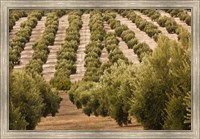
[
  {"x1": 69, "y1": 34, "x2": 191, "y2": 129},
  {"x1": 131, "y1": 35, "x2": 191, "y2": 129},
  {"x1": 69, "y1": 60, "x2": 136, "y2": 126},
  {"x1": 9, "y1": 70, "x2": 61, "y2": 130}
]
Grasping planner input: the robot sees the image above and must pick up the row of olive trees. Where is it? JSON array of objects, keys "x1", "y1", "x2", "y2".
[
  {"x1": 50, "y1": 10, "x2": 83, "y2": 90},
  {"x1": 26, "y1": 10, "x2": 66, "y2": 74},
  {"x1": 9, "y1": 10, "x2": 44, "y2": 68},
  {"x1": 82, "y1": 10, "x2": 105, "y2": 82},
  {"x1": 104, "y1": 11, "x2": 152, "y2": 62},
  {"x1": 119, "y1": 10, "x2": 161, "y2": 41},
  {"x1": 164, "y1": 9, "x2": 191, "y2": 25},
  {"x1": 140, "y1": 9, "x2": 191, "y2": 48}
]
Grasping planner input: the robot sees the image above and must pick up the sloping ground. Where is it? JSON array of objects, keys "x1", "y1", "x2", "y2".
[
  {"x1": 9, "y1": 17, "x2": 27, "y2": 41},
  {"x1": 134, "y1": 10, "x2": 178, "y2": 42},
  {"x1": 104, "y1": 22, "x2": 139, "y2": 64},
  {"x1": 158, "y1": 10, "x2": 191, "y2": 33},
  {"x1": 70, "y1": 14, "x2": 90, "y2": 83},
  {"x1": 36, "y1": 92, "x2": 143, "y2": 130},
  {"x1": 14, "y1": 16, "x2": 46, "y2": 69},
  {"x1": 116, "y1": 14, "x2": 157, "y2": 50},
  {"x1": 42, "y1": 15, "x2": 69, "y2": 82}
]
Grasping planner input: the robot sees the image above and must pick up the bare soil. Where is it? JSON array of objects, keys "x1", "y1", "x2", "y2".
[{"x1": 36, "y1": 92, "x2": 143, "y2": 130}]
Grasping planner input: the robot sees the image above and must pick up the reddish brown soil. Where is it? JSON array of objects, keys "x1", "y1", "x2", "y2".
[{"x1": 36, "y1": 92, "x2": 143, "y2": 130}]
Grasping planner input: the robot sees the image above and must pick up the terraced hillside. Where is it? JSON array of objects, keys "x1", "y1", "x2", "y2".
[{"x1": 9, "y1": 9, "x2": 191, "y2": 130}]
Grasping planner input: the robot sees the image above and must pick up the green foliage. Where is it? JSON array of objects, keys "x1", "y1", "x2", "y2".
[
  {"x1": 133, "y1": 42, "x2": 152, "y2": 62},
  {"x1": 69, "y1": 60, "x2": 136, "y2": 126},
  {"x1": 50, "y1": 75, "x2": 72, "y2": 90},
  {"x1": 56, "y1": 59, "x2": 76, "y2": 74},
  {"x1": 10, "y1": 70, "x2": 44, "y2": 129},
  {"x1": 166, "y1": 9, "x2": 191, "y2": 26},
  {"x1": 114, "y1": 25, "x2": 128, "y2": 36},
  {"x1": 163, "y1": 95, "x2": 188, "y2": 130},
  {"x1": 26, "y1": 59, "x2": 44, "y2": 74},
  {"x1": 89, "y1": 12, "x2": 105, "y2": 41},
  {"x1": 157, "y1": 16, "x2": 178, "y2": 33},
  {"x1": 10, "y1": 70, "x2": 61, "y2": 129},
  {"x1": 176, "y1": 27, "x2": 191, "y2": 48},
  {"x1": 130, "y1": 35, "x2": 191, "y2": 129},
  {"x1": 185, "y1": 16, "x2": 191, "y2": 26},
  {"x1": 106, "y1": 11, "x2": 151, "y2": 62},
  {"x1": 108, "y1": 48, "x2": 128, "y2": 63},
  {"x1": 9, "y1": 102, "x2": 28, "y2": 130},
  {"x1": 140, "y1": 9, "x2": 161, "y2": 21},
  {"x1": 127, "y1": 38, "x2": 138, "y2": 49},
  {"x1": 33, "y1": 73, "x2": 61, "y2": 117}
]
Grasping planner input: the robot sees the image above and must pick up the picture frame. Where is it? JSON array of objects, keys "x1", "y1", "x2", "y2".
[{"x1": 1, "y1": 0, "x2": 200, "y2": 138}]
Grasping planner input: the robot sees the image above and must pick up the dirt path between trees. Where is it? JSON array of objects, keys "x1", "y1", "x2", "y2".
[
  {"x1": 104, "y1": 22, "x2": 139, "y2": 64},
  {"x1": 36, "y1": 92, "x2": 143, "y2": 130},
  {"x1": 70, "y1": 14, "x2": 90, "y2": 83},
  {"x1": 42, "y1": 15, "x2": 69, "y2": 82}
]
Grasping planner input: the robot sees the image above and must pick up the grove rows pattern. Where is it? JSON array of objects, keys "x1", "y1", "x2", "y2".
[{"x1": 9, "y1": 9, "x2": 191, "y2": 130}]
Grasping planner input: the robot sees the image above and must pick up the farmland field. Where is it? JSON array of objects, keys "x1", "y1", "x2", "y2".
[{"x1": 9, "y1": 9, "x2": 191, "y2": 130}]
